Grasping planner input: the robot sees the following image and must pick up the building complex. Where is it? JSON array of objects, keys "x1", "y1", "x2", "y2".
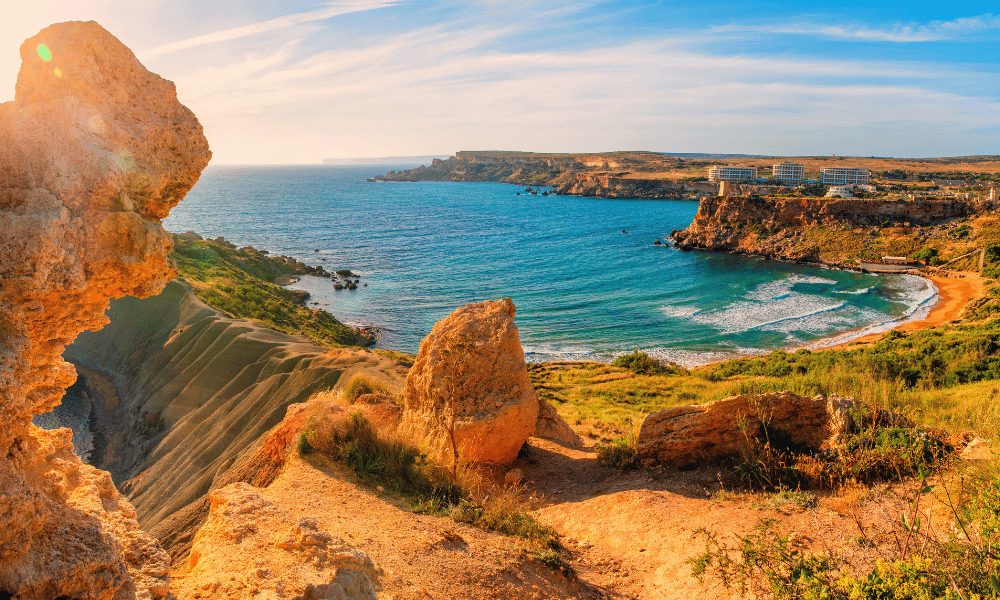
[
  {"x1": 821, "y1": 167, "x2": 871, "y2": 185},
  {"x1": 772, "y1": 162, "x2": 804, "y2": 184},
  {"x1": 708, "y1": 165, "x2": 757, "y2": 183}
]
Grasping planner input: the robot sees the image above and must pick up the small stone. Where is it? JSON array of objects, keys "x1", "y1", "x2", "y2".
[{"x1": 504, "y1": 468, "x2": 524, "y2": 486}]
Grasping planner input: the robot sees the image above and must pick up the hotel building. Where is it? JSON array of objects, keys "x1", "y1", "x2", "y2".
[
  {"x1": 708, "y1": 166, "x2": 757, "y2": 183},
  {"x1": 772, "y1": 162, "x2": 804, "y2": 184},
  {"x1": 821, "y1": 167, "x2": 871, "y2": 186}
]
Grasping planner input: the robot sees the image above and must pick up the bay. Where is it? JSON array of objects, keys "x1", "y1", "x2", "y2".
[{"x1": 162, "y1": 165, "x2": 936, "y2": 366}]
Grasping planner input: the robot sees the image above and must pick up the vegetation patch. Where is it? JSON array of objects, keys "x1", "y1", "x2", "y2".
[
  {"x1": 171, "y1": 236, "x2": 365, "y2": 347},
  {"x1": 595, "y1": 434, "x2": 640, "y2": 471},
  {"x1": 300, "y1": 411, "x2": 566, "y2": 569}
]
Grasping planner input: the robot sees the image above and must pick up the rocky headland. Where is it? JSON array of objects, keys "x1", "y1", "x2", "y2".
[
  {"x1": 670, "y1": 194, "x2": 992, "y2": 267},
  {"x1": 374, "y1": 151, "x2": 717, "y2": 199},
  {"x1": 0, "y1": 20, "x2": 210, "y2": 598}
]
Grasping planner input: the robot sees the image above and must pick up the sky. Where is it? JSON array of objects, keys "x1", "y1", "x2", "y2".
[{"x1": 2, "y1": 1, "x2": 999, "y2": 164}]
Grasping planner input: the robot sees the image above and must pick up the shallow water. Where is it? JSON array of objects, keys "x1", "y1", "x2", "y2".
[{"x1": 163, "y1": 165, "x2": 935, "y2": 366}]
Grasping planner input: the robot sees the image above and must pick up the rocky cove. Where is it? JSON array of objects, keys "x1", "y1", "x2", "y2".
[{"x1": 4, "y1": 19, "x2": 1000, "y2": 600}]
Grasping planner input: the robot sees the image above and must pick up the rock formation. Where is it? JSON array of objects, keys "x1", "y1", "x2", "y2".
[
  {"x1": 535, "y1": 398, "x2": 582, "y2": 448},
  {"x1": 63, "y1": 281, "x2": 409, "y2": 562},
  {"x1": 671, "y1": 195, "x2": 978, "y2": 263},
  {"x1": 0, "y1": 21, "x2": 210, "y2": 598},
  {"x1": 399, "y1": 298, "x2": 540, "y2": 465},
  {"x1": 636, "y1": 392, "x2": 855, "y2": 467},
  {"x1": 175, "y1": 483, "x2": 378, "y2": 600}
]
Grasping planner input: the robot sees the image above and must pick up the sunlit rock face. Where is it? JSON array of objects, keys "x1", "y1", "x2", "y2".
[{"x1": 0, "y1": 21, "x2": 210, "y2": 599}]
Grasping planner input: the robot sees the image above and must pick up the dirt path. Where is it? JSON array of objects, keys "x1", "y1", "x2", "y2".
[{"x1": 515, "y1": 439, "x2": 904, "y2": 600}]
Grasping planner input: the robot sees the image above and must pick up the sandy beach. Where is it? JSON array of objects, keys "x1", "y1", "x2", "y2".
[{"x1": 826, "y1": 272, "x2": 985, "y2": 349}]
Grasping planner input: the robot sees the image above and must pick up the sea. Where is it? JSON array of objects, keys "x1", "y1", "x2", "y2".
[{"x1": 161, "y1": 165, "x2": 937, "y2": 367}]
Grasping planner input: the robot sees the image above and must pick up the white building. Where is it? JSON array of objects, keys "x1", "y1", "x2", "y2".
[
  {"x1": 708, "y1": 166, "x2": 757, "y2": 183},
  {"x1": 826, "y1": 185, "x2": 854, "y2": 198},
  {"x1": 772, "y1": 162, "x2": 804, "y2": 184},
  {"x1": 821, "y1": 167, "x2": 870, "y2": 185}
]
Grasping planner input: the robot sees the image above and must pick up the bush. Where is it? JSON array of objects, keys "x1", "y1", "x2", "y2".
[
  {"x1": 613, "y1": 350, "x2": 679, "y2": 375},
  {"x1": 340, "y1": 375, "x2": 391, "y2": 403},
  {"x1": 596, "y1": 435, "x2": 640, "y2": 471}
]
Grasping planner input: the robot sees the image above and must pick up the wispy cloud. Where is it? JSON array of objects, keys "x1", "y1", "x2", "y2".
[
  {"x1": 140, "y1": 1, "x2": 398, "y2": 58},
  {"x1": 713, "y1": 13, "x2": 1000, "y2": 42}
]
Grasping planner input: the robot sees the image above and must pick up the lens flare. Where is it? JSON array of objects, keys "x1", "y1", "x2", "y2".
[{"x1": 36, "y1": 44, "x2": 52, "y2": 62}]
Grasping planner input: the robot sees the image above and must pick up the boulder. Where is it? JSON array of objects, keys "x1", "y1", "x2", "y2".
[
  {"x1": 636, "y1": 392, "x2": 855, "y2": 467},
  {"x1": 0, "y1": 21, "x2": 210, "y2": 599},
  {"x1": 179, "y1": 483, "x2": 378, "y2": 600},
  {"x1": 534, "y1": 398, "x2": 582, "y2": 448},
  {"x1": 399, "y1": 298, "x2": 539, "y2": 465}
]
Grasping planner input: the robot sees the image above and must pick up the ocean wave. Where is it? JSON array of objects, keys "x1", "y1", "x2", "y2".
[
  {"x1": 809, "y1": 275, "x2": 938, "y2": 349},
  {"x1": 693, "y1": 274, "x2": 850, "y2": 335},
  {"x1": 659, "y1": 305, "x2": 701, "y2": 318},
  {"x1": 522, "y1": 343, "x2": 602, "y2": 363},
  {"x1": 835, "y1": 286, "x2": 872, "y2": 295}
]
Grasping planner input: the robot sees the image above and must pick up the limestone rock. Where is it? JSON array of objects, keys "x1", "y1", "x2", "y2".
[
  {"x1": 0, "y1": 21, "x2": 210, "y2": 598},
  {"x1": 534, "y1": 398, "x2": 583, "y2": 448},
  {"x1": 399, "y1": 298, "x2": 539, "y2": 465},
  {"x1": 636, "y1": 392, "x2": 855, "y2": 467},
  {"x1": 961, "y1": 437, "x2": 993, "y2": 461},
  {"x1": 179, "y1": 483, "x2": 378, "y2": 600}
]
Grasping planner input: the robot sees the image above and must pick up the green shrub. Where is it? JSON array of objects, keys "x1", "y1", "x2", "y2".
[
  {"x1": 596, "y1": 435, "x2": 640, "y2": 471},
  {"x1": 613, "y1": 350, "x2": 679, "y2": 375}
]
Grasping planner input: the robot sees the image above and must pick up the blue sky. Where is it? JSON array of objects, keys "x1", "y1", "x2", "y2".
[{"x1": 3, "y1": 1, "x2": 999, "y2": 163}]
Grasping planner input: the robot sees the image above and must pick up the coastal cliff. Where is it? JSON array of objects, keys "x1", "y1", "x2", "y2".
[
  {"x1": 671, "y1": 195, "x2": 984, "y2": 265},
  {"x1": 375, "y1": 151, "x2": 715, "y2": 199},
  {"x1": 63, "y1": 280, "x2": 409, "y2": 561},
  {"x1": 0, "y1": 21, "x2": 210, "y2": 598}
]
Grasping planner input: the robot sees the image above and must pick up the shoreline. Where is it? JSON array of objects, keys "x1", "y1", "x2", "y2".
[{"x1": 822, "y1": 272, "x2": 984, "y2": 350}]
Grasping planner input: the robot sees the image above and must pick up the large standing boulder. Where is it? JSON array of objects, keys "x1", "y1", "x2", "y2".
[
  {"x1": 399, "y1": 298, "x2": 539, "y2": 465},
  {"x1": 0, "y1": 21, "x2": 210, "y2": 599},
  {"x1": 636, "y1": 392, "x2": 856, "y2": 467}
]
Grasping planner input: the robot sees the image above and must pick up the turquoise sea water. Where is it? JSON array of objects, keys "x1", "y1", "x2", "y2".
[{"x1": 162, "y1": 165, "x2": 936, "y2": 366}]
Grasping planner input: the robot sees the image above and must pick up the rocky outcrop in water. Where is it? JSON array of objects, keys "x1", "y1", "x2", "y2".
[
  {"x1": 0, "y1": 21, "x2": 210, "y2": 598},
  {"x1": 399, "y1": 298, "x2": 540, "y2": 465}
]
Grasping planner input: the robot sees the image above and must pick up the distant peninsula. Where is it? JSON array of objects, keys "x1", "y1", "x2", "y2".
[{"x1": 374, "y1": 150, "x2": 1000, "y2": 202}]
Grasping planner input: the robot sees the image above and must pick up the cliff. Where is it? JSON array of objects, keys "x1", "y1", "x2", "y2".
[
  {"x1": 374, "y1": 151, "x2": 714, "y2": 198},
  {"x1": 63, "y1": 280, "x2": 410, "y2": 561},
  {"x1": 671, "y1": 195, "x2": 981, "y2": 264},
  {"x1": 556, "y1": 172, "x2": 717, "y2": 199},
  {"x1": 0, "y1": 21, "x2": 210, "y2": 599}
]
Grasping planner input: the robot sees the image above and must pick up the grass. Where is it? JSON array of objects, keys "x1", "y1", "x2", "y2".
[
  {"x1": 340, "y1": 374, "x2": 392, "y2": 403},
  {"x1": 299, "y1": 408, "x2": 568, "y2": 572},
  {"x1": 595, "y1": 434, "x2": 640, "y2": 471},
  {"x1": 171, "y1": 236, "x2": 365, "y2": 347}
]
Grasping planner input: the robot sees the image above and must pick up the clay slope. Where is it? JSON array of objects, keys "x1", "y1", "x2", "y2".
[
  {"x1": 63, "y1": 280, "x2": 409, "y2": 560},
  {"x1": 0, "y1": 21, "x2": 209, "y2": 599}
]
